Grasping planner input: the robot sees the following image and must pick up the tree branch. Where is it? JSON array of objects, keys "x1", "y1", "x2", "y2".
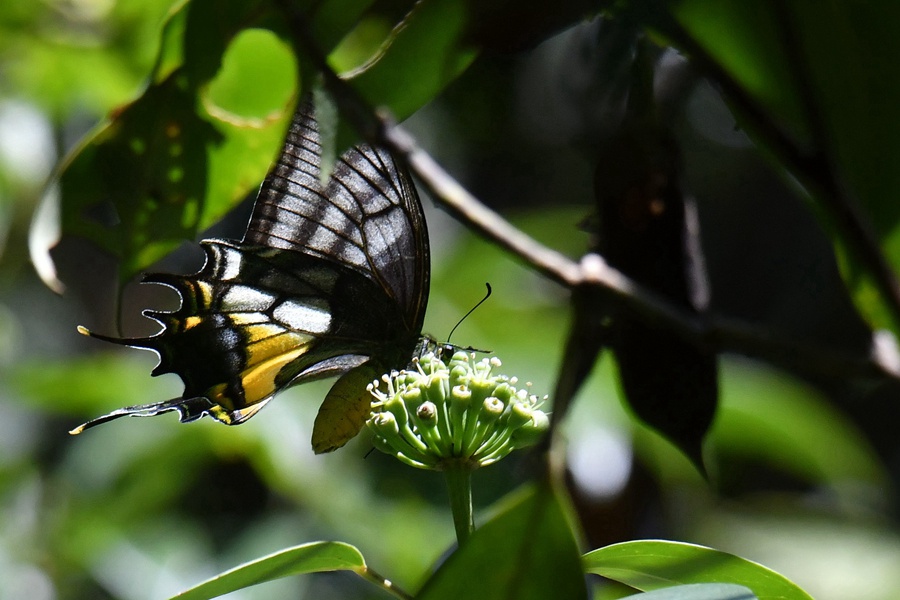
[
  {"x1": 384, "y1": 117, "x2": 900, "y2": 384},
  {"x1": 276, "y1": 1, "x2": 900, "y2": 385}
]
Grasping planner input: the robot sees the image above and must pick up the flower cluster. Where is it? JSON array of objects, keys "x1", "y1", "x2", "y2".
[{"x1": 366, "y1": 351, "x2": 549, "y2": 470}]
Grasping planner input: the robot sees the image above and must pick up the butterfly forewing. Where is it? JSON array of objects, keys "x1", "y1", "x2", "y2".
[
  {"x1": 73, "y1": 101, "x2": 431, "y2": 444},
  {"x1": 245, "y1": 106, "x2": 429, "y2": 331}
]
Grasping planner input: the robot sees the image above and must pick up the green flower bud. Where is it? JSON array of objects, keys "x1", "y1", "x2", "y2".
[
  {"x1": 462, "y1": 397, "x2": 503, "y2": 456},
  {"x1": 483, "y1": 396, "x2": 505, "y2": 418},
  {"x1": 370, "y1": 411, "x2": 399, "y2": 438},
  {"x1": 509, "y1": 396, "x2": 534, "y2": 429},
  {"x1": 510, "y1": 409, "x2": 550, "y2": 449},
  {"x1": 449, "y1": 384, "x2": 471, "y2": 427},
  {"x1": 383, "y1": 394, "x2": 410, "y2": 427},
  {"x1": 401, "y1": 387, "x2": 423, "y2": 415},
  {"x1": 416, "y1": 400, "x2": 438, "y2": 423}
]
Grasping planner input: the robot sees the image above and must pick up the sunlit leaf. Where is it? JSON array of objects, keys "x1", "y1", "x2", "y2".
[
  {"x1": 40, "y1": 0, "x2": 483, "y2": 288},
  {"x1": 418, "y1": 483, "x2": 588, "y2": 600},
  {"x1": 170, "y1": 541, "x2": 366, "y2": 600},
  {"x1": 584, "y1": 540, "x2": 813, "y2": 600},
  {"x1": 41, "y1": 0, "x2": 297, "y2": 287},
  {"x1": 202, "y1": 28, "x2": 296, "y2": 122},
  {"x1": 0, "y1": 0, "x2": 178, "y2": 119}
]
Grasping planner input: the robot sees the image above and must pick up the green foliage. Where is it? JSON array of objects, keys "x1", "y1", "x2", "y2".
[
  {"x1": 45, "y1": 0, "x2": 299, "y2": 284},
  {"x1": 171, "y1": 542, "x2": 366, "y2": 599},
  {"x1": 36, "y1": 0, "x2": 477, "y2": 287},
  {"x1": 585, "y1": 540, "x2": 813, "y2": 600},
  {"x1": 2, "y1": 1, "x2": 898, "y2": 599},
  {"x1": 418, "y1": 483, "x2": 588, "y2": 600}
]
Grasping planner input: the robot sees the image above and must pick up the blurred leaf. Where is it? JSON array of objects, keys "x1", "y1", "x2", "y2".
[
  {"x1": 635, "y1": 0, "x2": 900, "y2": 333},
  {"x1": 688, "y1": 505, "x2": 900, "y2": 600},
  {"x1": 328, "y1": 12, "x2": 392, "y2": 73},
  {"x1": 8, "y1": 353, "x2": 178, "y2": 416},
  {"x1": 623, "y1": 583, "x2": 756, "y2": 600},
  {"x1": 170, "y1": 541, "x2": 366, "y2": 600},
  {"x1": 714, "y1": 360, "x2": 886, "y2": 488},
  {"x1": 418, "y1": 482, "x2": 588, "y2": 600},
  {"x1": 0, "y1": 0, "x2": 179, "y2": 119},
  {"x1": 630, "y1": 358, "x2": 887, "y2": 492},
  {"x1": 584, "y1": 540, "x2": 813, "y2": 600}
]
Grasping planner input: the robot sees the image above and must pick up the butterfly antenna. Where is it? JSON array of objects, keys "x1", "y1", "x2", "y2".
[{"x1": 447, "y1": 283, "x2": 492, "y2": 346}]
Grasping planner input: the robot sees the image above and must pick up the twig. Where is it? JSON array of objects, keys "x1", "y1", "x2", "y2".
[
  {"x1": 276, "y1": 1, "x2": 900, "y2": 385},
  {"x1": 380, "y1": 124, "x2": 583, "y2": 287},
  {"x1": 575, "y1": 254, "x2": 900, "y2": 381}
]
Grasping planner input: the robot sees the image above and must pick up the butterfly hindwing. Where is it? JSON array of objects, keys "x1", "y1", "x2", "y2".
[
  {"x1": 311, "y1": 362, "x2": 383, "y2": 454},
  {"x1": 74, "y1": 101, "x2": 431, "y2": 449}
]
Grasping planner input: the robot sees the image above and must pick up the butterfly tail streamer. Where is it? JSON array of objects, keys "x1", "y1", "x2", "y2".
[
  {"x1": 69, "y1": 396, "x2": 214, "y2": 435},
  {"x1": 76, "y1": 324, "x2": 159, "y2": 349}
]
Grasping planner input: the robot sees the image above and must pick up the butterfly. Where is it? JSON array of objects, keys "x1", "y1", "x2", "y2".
[{"x1": 71, "y1": 100, "x2": 433, "y2": 452}]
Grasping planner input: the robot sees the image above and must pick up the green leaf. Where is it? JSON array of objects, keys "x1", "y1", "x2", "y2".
[
  {"x1": 623, "y1": 583, "x2": 756, "y2": 600},
  {"x1": 41, "y1": 0, "x2": 297, "y2": 287},
  {"x1": 41, "y1": 0, "x2": 480, "y2": 289},
  {"x1": 0, "y1": 0, "x2": 177, "y2": 120},
  {"x1": 637, "y1": 0, "x2": 900, "y2": 333},
  {"x1": 347, "y1": 0, "x2": 477, "y2": 121},
  {"x1": 418, "y1": 482, "x2": 587, "y2": 600},
  {"x1": 202, "y1": 28, "x2": 297, "y2": 122},
  {"x1": 170, "y1": 541, "x2": 366, "y2": 600},
  {"x1": 584, "y1": 540, "x2": 813, "y2": 600}
]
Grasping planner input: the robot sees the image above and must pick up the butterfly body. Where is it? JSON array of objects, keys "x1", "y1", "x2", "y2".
[{"x1": 73, "y1": 102, "x2": 431, "y2": 451}]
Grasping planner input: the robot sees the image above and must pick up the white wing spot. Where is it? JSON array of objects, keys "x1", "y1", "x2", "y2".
[
  {"x1": 221, "y1": 247, "x2": 243, "y2": 281},
  {"x1": 222, "y1": 285, "x2": 276, "y2": 311},
  {"x1": 273, "y1": 298, "x2": 332, "y2": 334}
]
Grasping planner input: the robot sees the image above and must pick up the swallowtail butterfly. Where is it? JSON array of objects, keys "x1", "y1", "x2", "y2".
[{"x1": 72, "y1": 101, "x2": 433, "y2": 452}]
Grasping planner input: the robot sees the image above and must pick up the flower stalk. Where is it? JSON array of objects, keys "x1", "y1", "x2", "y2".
[{"x1": 443, "y1": 460, "x2": 475, "y2": 544}]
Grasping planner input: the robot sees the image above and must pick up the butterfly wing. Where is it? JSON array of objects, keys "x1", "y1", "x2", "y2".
[
  {"x1": 73, "y1": 102, "x2": 430, "y2": 437},
  {"x1": 245, "y1": 105, "x2": 429, "y2": 333}
]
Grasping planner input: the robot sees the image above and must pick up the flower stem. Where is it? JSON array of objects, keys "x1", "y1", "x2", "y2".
[{"x1": 444, "y1": 462, "x2": 474, "y2": 544}]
